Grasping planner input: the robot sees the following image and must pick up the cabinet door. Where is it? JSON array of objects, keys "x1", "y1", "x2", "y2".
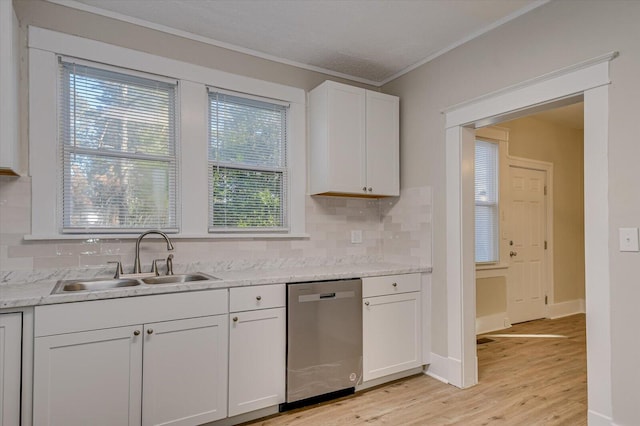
[
  {"x1": 327, "y1": 83, "x2": 367, "y2": 194},
  {"x1": 0, "y1": 313, "x2": 21, "y2": 426},
  {"x1": 0, "y1": 1, "x2": 20, "y2": 175},
  {"x1": 142, "y1": 315, "x2": 228, "y2": 426},
  {"x1": 363, "y1": 292, "x2": 421, "y2": 382},
  {"x1": 228, "y1": 307, "x2": 286, "y2": 417},
  {"x1": 33, "y1": 325, "x2": 143, "y2": 426},
  {"x1": 365, "y1": 91, "x2": 399, "y2": 196}
]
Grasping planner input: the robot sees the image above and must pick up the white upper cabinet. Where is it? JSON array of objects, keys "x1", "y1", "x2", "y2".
[
  {"x1": 365, "y1": 91, "x2": 400, "y2": 196},
  {"x1": 309, "y1": 81, "x2": 399, "y2": 197},
  {"x1": 0, "y1": 1, "x2": 20, "y2": 175}
]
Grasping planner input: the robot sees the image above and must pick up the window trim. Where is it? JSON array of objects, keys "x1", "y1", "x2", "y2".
[{"x1": 28, "y1": 26, "x2": 307, "y2": 240}]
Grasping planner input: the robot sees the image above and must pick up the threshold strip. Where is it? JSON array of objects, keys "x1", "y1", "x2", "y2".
[{"x1": 482, "y1": 334, "x2": 568, "y2": 339}]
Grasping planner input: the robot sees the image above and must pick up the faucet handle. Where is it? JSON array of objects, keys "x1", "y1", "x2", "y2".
[
  {"x1": 166, "y1": 254, "x2": 174, "y2": 276},
  {"x1": 107, "y1": 261, "x2": 123, "y2": 279},
  {"x1": 151, "y1": 259, "x2": 165, "y2": 276}
]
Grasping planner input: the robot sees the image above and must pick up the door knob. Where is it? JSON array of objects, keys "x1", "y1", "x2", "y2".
[{"x1": 510, "y1": 251, "x2": 518, "y2": 257}]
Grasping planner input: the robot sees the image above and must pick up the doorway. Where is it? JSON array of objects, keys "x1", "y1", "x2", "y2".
[{"x1": 443, "y1": 53, "x2": 616, "y2": 423}]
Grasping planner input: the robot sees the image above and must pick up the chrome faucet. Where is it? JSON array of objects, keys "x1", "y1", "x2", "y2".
[{"x1": 133, "y1": 230, "x2": 174, "y2": 274}]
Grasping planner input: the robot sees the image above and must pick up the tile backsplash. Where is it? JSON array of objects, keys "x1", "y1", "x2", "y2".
[{"x1": 0, "y1": 175, "x2": 431, "y2": 283}]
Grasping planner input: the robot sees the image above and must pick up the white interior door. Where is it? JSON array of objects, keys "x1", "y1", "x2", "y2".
[{"x1": 508, "y1": 165, "x2": 547, "y2": 324}]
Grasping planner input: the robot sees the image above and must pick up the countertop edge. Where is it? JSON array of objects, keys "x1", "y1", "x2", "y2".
[{"x1": 0, "y1": 264, "x2": 432, "y2": 309}]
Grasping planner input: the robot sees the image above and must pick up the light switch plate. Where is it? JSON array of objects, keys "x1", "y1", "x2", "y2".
[{"x1": 619, "y1": 228, "x2": 639, "y2": 252}]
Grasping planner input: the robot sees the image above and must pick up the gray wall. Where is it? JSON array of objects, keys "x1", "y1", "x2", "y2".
[{"x1": 382, "y1": 1, "x2": 640, "y2": 423}]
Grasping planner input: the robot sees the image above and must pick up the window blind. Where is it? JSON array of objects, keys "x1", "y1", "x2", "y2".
[
  {"x1": 59, "y1": 60, "x2": 178, "y2": 232},
  {"x1": 475, "y1": 140, "x2": 499, "y2": 263},
  {"x1": 208, "y1": 90, "x2": 288, "y2": 232}
]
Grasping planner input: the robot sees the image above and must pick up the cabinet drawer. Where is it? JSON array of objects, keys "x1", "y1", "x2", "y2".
[
  {"x1": 230, "y1": 284, "x2": 286, "y2": 312},
  {"x1": 362, "y1": 273, "x2": 420, "y2": 298}
]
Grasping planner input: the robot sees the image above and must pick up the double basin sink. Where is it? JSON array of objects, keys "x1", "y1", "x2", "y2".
[{"x1": 52, "y1": 273, "x2": 219, "y2": 294}]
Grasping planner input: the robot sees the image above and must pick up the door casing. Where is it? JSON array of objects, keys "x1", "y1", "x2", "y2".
[{"x1": 442, "y1": 52, "x2": 616, "y2": 424}]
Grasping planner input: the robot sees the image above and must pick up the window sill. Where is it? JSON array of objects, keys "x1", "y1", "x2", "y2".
[
  {"x1": 476, "y1": 262, "x2": 509, "y2": 279},
  {"x1": 475, "y1": 262, "x2": 508, "y2": 271},
  {"x1": 23, "y1": 233, "x2": 311, "y2": 241}
]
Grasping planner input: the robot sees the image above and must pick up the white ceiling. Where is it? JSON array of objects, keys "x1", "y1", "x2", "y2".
[{"x1": 52, "y1": 0, "x2": 548, "y2": 86}]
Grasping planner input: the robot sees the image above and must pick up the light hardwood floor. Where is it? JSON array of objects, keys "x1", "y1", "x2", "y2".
[{"x1": 242, "y1": 314, "x2": 586, "y2": 426}]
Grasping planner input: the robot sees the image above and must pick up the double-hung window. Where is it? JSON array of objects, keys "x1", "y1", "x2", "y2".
[
  {"x1": 208, "y1": 89, "x2": 289, "y2": 233},
  {"x1": 59, "y1": 59, "x2": 178, "y2": 233},
  {"x1": 475, "y1": 139, "x2": 499, "y2": 263}
]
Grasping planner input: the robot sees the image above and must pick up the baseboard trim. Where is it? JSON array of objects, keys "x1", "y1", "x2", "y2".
[
  {"x1": 588, "y1": 409, "x2": 613, "y2": 426},
  {"x1": 549, "y1": 298, "x2": 585, "y2": 319},
  {"x1": 424, "y1": 352, "x2": 449, "y2": 384},
  {"x1": 476, "y1": 312, "x2": 511, "y2": 334}
]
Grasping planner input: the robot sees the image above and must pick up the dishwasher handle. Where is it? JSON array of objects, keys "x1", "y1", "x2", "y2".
[
  {"x1": 298, "y1": 290, "x2": 356, "y2": 303},
  {"x1": 320, "y1": 292, "x2": 336, "y2": 299}
]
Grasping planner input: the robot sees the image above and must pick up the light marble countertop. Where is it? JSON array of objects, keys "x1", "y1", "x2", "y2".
[{"x1": 0, "y1": 262, "x2": 431, "y2": 309}]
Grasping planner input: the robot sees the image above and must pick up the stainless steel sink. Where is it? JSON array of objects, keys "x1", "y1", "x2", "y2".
[
  {"x1": 141, "y1": 273, "x2": 217, "y2": 285},
  {"x1": 53, "y1": 278, "x2": 141, "y2": 293},
  {"x1": 51, "y1": 273, "x2": 219, "y2": 294}
]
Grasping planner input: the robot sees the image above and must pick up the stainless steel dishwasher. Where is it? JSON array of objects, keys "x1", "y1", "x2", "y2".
[{"x1": 285, "y1": 278, "x2": 362, "y2": 407}]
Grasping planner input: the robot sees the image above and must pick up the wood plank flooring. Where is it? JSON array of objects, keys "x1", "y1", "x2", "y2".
[{"x1": 242, "y1": 314, "x2": 586, "y2": 426}]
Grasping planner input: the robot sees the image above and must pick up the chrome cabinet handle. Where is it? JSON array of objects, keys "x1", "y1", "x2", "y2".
[
  {"x1": 133, "y1": 330, "x2": 140, "y2": 336},
  {"x1": 392, "y1": 282, "x2": 397, "y2": 287},
  {"x1": 233, "y1": 316, "x2": 238, "y2": 322},
  {"x1": 368, "y1": 187, "x2": 372, "y2": 192},
  {"x1": 364, "y1": 301, "x2": 370, "y2": 306},
  {"x1": 362, "y1": 186, "x2": 367, "y2": 192},
  {"x1": 147, "y1": 329, "x2": 154, "y2": 335},
  {"x1": 256, "y1": 295, "x2": 262, "y2": 301},
  {"x1": 510, "y1": 251, "x2": 518, "y2": 257}
]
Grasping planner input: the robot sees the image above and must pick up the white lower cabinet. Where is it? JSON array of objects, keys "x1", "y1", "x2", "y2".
[
  {"x1": 362, "y1": 274, "x2": 422, "y2": 382},
  {"x1": 142, "y1": 316, "x2": 228, "y2": 426},
  {"x1": 228, "y1": 285, "x2": 286, "y2": 417},
  {"x1": 33, "y1": 325, "x2": 143, "y2": 426},
  {"x1": 0, "y1": 313, "x2": 22, "y2": 426},
  {"x1": 33, "y1": 290, "x2": 228, "y2": 426}
]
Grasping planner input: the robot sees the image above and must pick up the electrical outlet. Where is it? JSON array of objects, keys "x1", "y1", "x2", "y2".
[{"x1": 351, "y1": 230, "x2": 363, "y2": 244}]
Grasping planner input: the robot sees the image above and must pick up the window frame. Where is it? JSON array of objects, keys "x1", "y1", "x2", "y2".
[
  {"x1": 207, "y1": 88, "x2": 290, "y2": 234},
  {"x1": 474, "y1": 138, "x2": 500, "y2": 264},
  {"x1": 28, "y1": 26, "x2": 307, "y2": 240},
  {"x1": 58, "y1": 57, "x2": 180, "y2": 234}
]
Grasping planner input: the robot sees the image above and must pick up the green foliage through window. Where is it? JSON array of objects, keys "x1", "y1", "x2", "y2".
[{"x1": 208, "y1": 90, "x2": 288, "y2": 231}]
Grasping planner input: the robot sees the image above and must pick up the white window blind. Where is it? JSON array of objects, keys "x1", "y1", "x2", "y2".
[
  {"x1": 475, "y1": 140, "x2": 499, "y2": 263},
  {"x1": 208, "y1": 89, "x2": 289, "y2": 232},
  {"x1": 59, "y1": 60, "x2": 178, "y2": 233}
]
